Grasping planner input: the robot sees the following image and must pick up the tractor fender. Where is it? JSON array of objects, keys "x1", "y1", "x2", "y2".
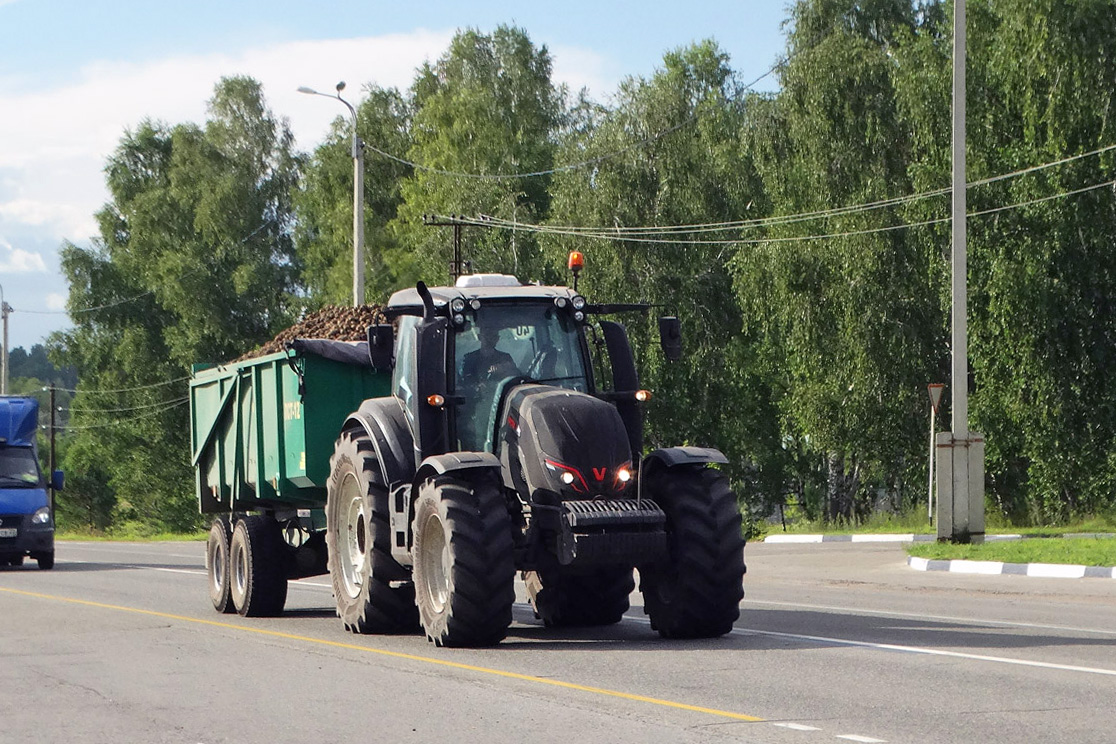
[
  {"x1": 414, "y1": 452, "x2": 502, "y2": 486},
  {"x1": 341, "y1": 398, "x2": 415, "y2": 489},
  {"x1": 642, "y1": 446, "x2": 728, "y2": 477}
]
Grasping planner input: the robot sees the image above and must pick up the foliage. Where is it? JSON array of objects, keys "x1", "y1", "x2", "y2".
[
  {"x1": 44, "y1": 4, "x2": 1116, "y2": 532},
  {"x1": 52, "y1": 76, "x2": 301, "y2": 532},
  {"x1": 908, "y1": 536, "x2": 1116, "y2": 567}
]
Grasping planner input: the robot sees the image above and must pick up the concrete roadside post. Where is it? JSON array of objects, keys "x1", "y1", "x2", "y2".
[{"x1": 927, "y1": 383, "x2": 944, "y2": 525}]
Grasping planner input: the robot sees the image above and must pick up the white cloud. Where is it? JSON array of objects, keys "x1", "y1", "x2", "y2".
[
  {"x1": 45, "y1": 292, "x2": 66, "y2": 311},
  {"x1": 0, "y1": 238, "x2": 47, "y2": 273},
  {"x1": 0, "y1": 30, "x2": 614, "y2": 246}
]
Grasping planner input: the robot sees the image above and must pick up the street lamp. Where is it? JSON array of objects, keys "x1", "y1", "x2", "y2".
[{"x1": 298, "y1": 81, "x2": 366, "y2": 307}]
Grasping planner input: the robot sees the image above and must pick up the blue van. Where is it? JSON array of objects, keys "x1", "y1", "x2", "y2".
[{"x1": 0, "y1": 396, "x2": 61, "y2": 569}]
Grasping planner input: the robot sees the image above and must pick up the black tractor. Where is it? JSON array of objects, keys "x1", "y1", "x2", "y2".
[{"x1": 325, "y1": 270, "x2": 745, "y2": 646}]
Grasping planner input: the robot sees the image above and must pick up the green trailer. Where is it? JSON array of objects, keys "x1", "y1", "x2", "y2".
[{"x1": 190, "y1": 339, "x2": 389, "y2": 616}]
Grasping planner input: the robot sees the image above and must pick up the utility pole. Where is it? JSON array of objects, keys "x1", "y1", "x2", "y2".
[
  {"x1": 423, "y1": 214, "x2": 490, "y2": 282},
  {"x1": 49, "y1": 386, "x2": 56, "y2": 516},
  {"x1": 1, "y1": 282, "x2": 10, "y2": 395},
  {"x1": 938, "y1": 0, "x2": 985, "y2": 543}
]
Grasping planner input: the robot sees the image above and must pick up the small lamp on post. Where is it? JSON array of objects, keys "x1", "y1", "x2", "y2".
[{"x1": 298, "y1": 82, "x2": 366, "y2": 307}]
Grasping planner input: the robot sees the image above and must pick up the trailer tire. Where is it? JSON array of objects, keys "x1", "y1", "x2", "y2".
[
  {"x1": 229, "y1": 515, "x2": 288, "y2": 617},
  {"x1": 412, "y1": 473, "x2": 514, "y2": 647},
  {"x1": 524, "y1": 565, "x2": 634, "y2": 627},
  {"x1": 639, "y1": 466, "x2": 744, "y2": 638},
  {"x1": 206, "y1": 516, "x2": 235, "y2": 613},
  {"x1": 326, "y1": 430, "x2": 418, "y2": 634}
]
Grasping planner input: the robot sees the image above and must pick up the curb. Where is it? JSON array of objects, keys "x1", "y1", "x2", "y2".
[
  {"x1": 763, "y1": 533, "x2": 1022, "y2": 544},
  {"x1": 908, "y1": 555, "x2": 1116, "y2": 579}
]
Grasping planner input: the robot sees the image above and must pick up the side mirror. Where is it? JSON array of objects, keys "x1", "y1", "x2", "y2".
[
  {"x1": 51, "y1": 470, "x2": 64, "y2": 491},
  {"x1": 368, "y1": 324, "x2": 394, "y2": 371},
  {"x1": 658, "y1": 316, "x2": 682, "y2": 362}
]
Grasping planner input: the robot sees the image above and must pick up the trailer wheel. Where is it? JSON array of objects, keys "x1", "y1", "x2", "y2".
[
  {"x1": 326, "y1": 430, "x2": 418, "y2": 634},
  {"x1": 206, "y1": 516, "x2": 235, "y2": 613},
  {"x1": 412, "y1": 473, "x2": 515, "y2": 647},
  {"x1": 524, "y1": 565, "x2": 634, "y2": 627},
  {"x1": 639, "y1": 466, "x2": 745, "y2": 638},
  {"x1": 229, "y1": 515, "x2": 288, "y2": 617}
]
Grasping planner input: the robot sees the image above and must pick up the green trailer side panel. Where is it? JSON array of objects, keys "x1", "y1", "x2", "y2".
[{"x1": 190, "y1": 349, "x2": 391, "y2": 514}]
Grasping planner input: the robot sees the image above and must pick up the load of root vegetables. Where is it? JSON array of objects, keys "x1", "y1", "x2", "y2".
[{"x1": 236, "y1": 304, "x2": 386, "y2": 361}]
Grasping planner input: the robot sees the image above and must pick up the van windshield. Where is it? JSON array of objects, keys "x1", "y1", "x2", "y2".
[{"x1": 0, "y1": 448, "x2": 40, "y2": 487}]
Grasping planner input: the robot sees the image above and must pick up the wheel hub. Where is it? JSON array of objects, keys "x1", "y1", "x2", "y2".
[{"x1": 339, "y1": 473, "x2": 368, "y2": 599}]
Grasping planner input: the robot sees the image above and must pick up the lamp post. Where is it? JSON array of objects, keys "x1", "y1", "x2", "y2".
[
  {"x1": 1, "y1": 283, "x2": 10, "y2": 395},
  {"x1": 298, "y1": 82, "x2": 365, "y2": 307}
]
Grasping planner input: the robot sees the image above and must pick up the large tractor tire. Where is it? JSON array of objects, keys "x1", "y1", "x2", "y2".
[
  {"x1": 412, "y1": 473, "x2": 515, "y2": 647},
  {"x1": 524, "y1": 565, "x2": 634, "y2": 627},
  {"x1": 326, "y1": 430, "x2": 418, "y2": 634},
  {"x1": 206, "y1": 516, "x2": 235, "y2": 613},
  {"x1": 639, "y1": 466, "x2": 745, "y2": 638},
  {"x1": 229, "y1": 515, "x2": 288, "y2": 617}
]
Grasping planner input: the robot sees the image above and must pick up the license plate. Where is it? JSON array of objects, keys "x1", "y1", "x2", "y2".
[{"x1": 0, "y1": 528, "x2": 17, "y2": 538}]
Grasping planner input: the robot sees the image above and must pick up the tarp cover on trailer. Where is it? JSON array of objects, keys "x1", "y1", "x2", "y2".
[
  {"x1": 286, "y1": 339, "x2": 372, "y2": 367},
  {"x1": 0, "y1": 397, "x2": 39, "y2": 446}
]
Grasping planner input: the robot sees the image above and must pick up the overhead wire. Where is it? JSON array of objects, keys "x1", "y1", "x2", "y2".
[
  {"x1": 444, "y1": 173, "x2": 1116, "y2": 247},
  {"x1": 53, "y1": 397, "x2": 190, "y2": 431},
  {"x1": 471, "y1": 142, "x2": 1116, "y2": 237}
]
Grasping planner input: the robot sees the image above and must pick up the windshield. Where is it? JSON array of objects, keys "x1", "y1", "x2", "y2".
[
  {"x1": 0, "y1": 447, "x2": 41, "y2": 488},
  {"x1": 454, "y1": 302, "x2": 589, "y2": 451}
]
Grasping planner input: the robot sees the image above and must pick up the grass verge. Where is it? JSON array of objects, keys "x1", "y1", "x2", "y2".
[{"x1": 908, "y1": 537, "x2": 1116, "y2": 567}]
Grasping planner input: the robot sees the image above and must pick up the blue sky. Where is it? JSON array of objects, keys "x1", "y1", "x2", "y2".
[{"x1": 0, "y1": 0, "x2": 791, "y2": 349}]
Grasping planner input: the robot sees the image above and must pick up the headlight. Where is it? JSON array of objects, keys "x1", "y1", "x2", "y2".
[
  {"x1": 571, "y1": 295, "x2": 586, "y2": 310},
  {"x1": 31, "y1": 507, "x2": 51, "y2": 525},
  {"x1": 451, "y1": 298, "x2": 466, "y2": 313}
]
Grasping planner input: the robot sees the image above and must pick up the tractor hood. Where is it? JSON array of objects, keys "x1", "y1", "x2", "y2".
[{"x1": 500, "y1": 385, "x2": 632, "y2": 501}]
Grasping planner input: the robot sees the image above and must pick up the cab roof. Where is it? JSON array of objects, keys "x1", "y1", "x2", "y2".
[{"x1": 385, "y1": 276, "x2": 578, "y2": 318}]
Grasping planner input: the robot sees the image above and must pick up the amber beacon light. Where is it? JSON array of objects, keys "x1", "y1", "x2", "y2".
[{"x1": 568, "y1": 251, "x2": 585, "y2": 291}]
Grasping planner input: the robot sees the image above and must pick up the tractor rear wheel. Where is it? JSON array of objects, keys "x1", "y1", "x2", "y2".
[
  {"x1": 524, "y1": 565, "x2": 634, "y2": 627},
  {"x1": 412, "y1": 473, "x2": 515, "y2": 647},
  {"x1": 206, "y1": 516, "x2": 235, "y2": 613},
  {"x1": 229, "y1": 515, "x2": 288, "y2": 617},
  {"x1": 639, "y1": 466, "x2": 745, "y2": 638},
  {"x1": 326, "y1": 430, "x2": 418, "y2": 634}
]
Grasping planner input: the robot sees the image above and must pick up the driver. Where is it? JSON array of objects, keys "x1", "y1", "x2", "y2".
[{"x1": 461, "y1": 325, "x2": 520, "y2": 382}]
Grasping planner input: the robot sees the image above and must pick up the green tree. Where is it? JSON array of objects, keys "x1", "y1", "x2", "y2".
[
  {"x1": 733, "y1": 0, "x2": 939, "y2": 519},
  {"x1": 53, "y1": 76, "x2": 301, "y2": 531},
  {"x1": 389, "y1": 26, "x2": 565, "y2": 287},
  {"x1": 546, "y1": 42, "x2": 786, "y2": 512}
]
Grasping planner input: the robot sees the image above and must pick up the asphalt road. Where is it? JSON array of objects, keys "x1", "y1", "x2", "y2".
[{"x1": 0, "y1": 540, "x2": 1113, "y2": 744}]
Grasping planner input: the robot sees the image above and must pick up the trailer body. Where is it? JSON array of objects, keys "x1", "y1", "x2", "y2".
[{"x1": 190, "y1": 343, "x2": 389, "y2": 516}]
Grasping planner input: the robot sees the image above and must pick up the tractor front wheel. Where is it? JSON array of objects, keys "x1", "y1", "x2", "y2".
[
  {"x1": 639, "y1": 466, "x2": 745, "y2": 638},
  {"x1": 412, "y1": 473, "x2": 515, "y2": 647}
]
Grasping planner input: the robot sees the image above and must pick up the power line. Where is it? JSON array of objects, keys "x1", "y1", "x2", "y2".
[
  {"x1": 475, "y1": 142, "x2": 1116, "y2": 238},
  {"x1": 61, "y1": 394, "x2": 190, "y2": 415},
  {"x1": 447, "y1": 175, "x2": 1116, "y2": 247},
  {"x1": 51, "y1": 397, "x2": 189, "y2": 431},
  {"x1": 50, "y1": 376, "x2": 191, "y2": 395}
]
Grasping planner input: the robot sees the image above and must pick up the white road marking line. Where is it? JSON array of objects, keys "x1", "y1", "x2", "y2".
[
  {"x1": 734, "y1": 626, "x2": 1116, "y2": 677},
  {"x1": 745, "y1": 598, "x2": 1116, "y2": 637},
  {"x1": 773, "y1": 722, "x2": 822, "y2": 731},
  {"x1": 836, "y1": 735, "x2": 886, "y2": 743}
]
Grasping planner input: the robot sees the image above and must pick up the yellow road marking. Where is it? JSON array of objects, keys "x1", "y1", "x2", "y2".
[{"x1": 0, "y1": 586, "x2": 764, "y2": 723}]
